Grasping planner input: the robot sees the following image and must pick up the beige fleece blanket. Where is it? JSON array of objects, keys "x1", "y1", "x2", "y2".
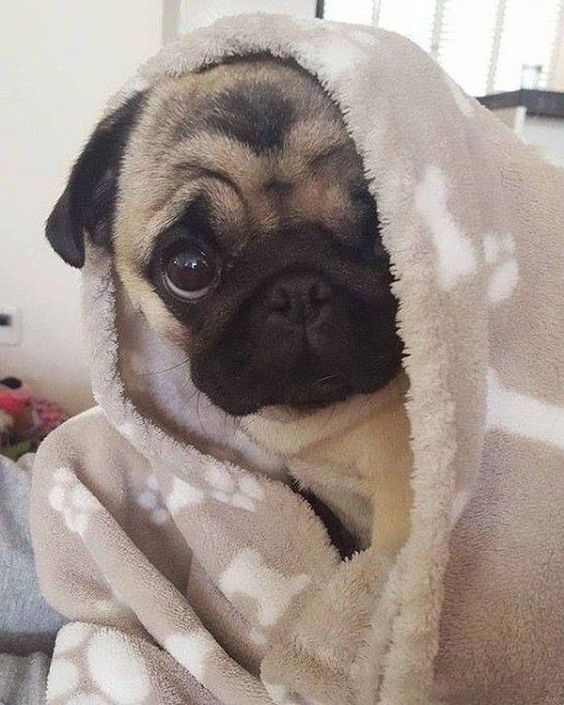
[{"x1": 31, "y1": 13, "x2": 564, "y2": 705}]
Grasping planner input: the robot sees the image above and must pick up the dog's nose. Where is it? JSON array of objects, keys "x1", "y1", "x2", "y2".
[{"x1": 265, "y1": 272, "x2": 332, "y2": 326}]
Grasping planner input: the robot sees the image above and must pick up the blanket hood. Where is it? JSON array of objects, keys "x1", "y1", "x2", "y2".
[
  {"x1": 92, "y1": 12, "x2": 489, "y2": 517},
  {"x1": 49, "y1": 13, "x2": 564, "y2": 705}
]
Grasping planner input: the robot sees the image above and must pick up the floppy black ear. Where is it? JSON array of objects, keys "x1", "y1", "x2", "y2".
[{"x1": 46, "y1": 91, "x2": 147, "y2": 268}]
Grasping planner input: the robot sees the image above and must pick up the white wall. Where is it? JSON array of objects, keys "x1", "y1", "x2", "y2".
[
  {"x1": 1, "y1": 1, "x2": 162, "y2": 414},
  {"x1": 1, "y1": 0, "x2": 314, "y2": 416},
  {"x1": 180, "y1": 0, "x2": 316, "y2": 30}
]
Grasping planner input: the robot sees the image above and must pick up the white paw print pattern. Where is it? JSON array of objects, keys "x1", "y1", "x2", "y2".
[
  {"x1": 487, "y1": 368, "x2": 564, "y2": 451},
  {"x1": 205, "y1": 466, "x2": 264, "y2": 512},
  {"x1": 47, "y1": 656, "x2": 80, "y2": 701},
  {"x1": 48, "y1": 624, "x2": 151, "y2": 704},
  {"x1": 483, "y1": 233, "x2": 519, "y2": 303},
  {"x1": 294, "y1": 25, "x2": 368, "y2": 79},
  {"x1": 47, "y1": 624, "x2": 90, "y2": 702},
  {"x1": 165, "y1": 466, "x2": 265, "y2": 517},
  {"x1": 165, "y1": 629, "x2": 218, "y2": 681},
  {"x1": 134, "y1": 474, "x2": 170, "y2": 526},
  {"x1": 166, "y1": 477, "x2": 205, "y2": 516},
  {"x1": 48, "y1": 469, "x2": 100, "y2": 536},
  {"x1": 87, "y1": 631, "x2": 151, "y2": 704},
  {"x1": 219, "y1": 548, "x2": 310, "y2": 628},
  {"x1": 416, "y1": 166, "x2": 478, "y2": 291}
]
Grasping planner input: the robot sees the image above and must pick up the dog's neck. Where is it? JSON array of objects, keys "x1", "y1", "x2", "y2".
[{"x1": 243, "y1": 373, "x2": 413, "y2": 553}]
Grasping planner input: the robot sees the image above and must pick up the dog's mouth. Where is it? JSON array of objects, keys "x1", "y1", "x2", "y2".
[
  {"x1": 191, "y1": 357, "x2": 398, "y2": 417},
  {"x1": 188, "y1": 277, "x2": 403, "y2": 417},
  {"x1": 171, "y1": 234, "x2": 403, "y2": 419},
  {"x1": 270, "y1": 373, "x2": 355, "y2": 411},
  {"x1": 196, "y1": 378, "x2": 350, "y2": 417}
]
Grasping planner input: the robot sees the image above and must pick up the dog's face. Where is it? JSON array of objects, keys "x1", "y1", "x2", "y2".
[{"x1": 47, "y1": 56, "x2": 402, "y2": 417}]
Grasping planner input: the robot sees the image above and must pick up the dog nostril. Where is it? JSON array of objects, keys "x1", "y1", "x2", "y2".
[
  {"x1": 266, "y1": 275, "x2": 332, "y2": 325},
  {"x1": 268, "y1": 288, "x2": 292, "y2": 315},
  {"x1": 309, "y1": 281, "x2": 331, "y2": 309}
]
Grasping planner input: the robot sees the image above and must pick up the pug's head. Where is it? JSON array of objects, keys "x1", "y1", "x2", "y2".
[{"x1": 47, "y1": 56, "x2": 402, "y2": 425}]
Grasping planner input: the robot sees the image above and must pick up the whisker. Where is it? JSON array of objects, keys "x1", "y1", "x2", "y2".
[
  {"x1": 139, "y1": 358, "x2": 190, "y2": 377},
  {"x1": 224, "y1": 409, "x2": 232, "y2": 434},
  {"x1": 313, "y1": 373, "x2": 344, "y2": 386},
  {"x1": 318, "y1": 403, "x2": 337, "y2": 436},
  {"x1": 196, "y1": 391, "x2": 207, "y2": 436},
  {"x1": 178, "y1": 378, "x2": 202, "y2": 418},
  {"x1": 240, "y1": 413, "x2": 264, "y2": 429},
  {"x1": 182, "y1": 386, "x2": 200, "y2": 406}
]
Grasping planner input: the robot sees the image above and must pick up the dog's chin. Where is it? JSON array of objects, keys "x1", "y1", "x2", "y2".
[
  {"x1": 195, "y1": 372, "x2": 393, "y2": 418},
  {"x1": 194, "y1": 383, "x2": 342, "y2": 418}
]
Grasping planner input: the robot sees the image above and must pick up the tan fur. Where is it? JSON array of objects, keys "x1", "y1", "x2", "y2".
[
  {"x1": 112, "y1": 56, "x2": 413, "y2": 556},
  {"x1": 114, "y1": 58, "x2": 365, "y2": 334},
  {"x1": 243, "y1": 373, "x2": 412, "y2": 555}
]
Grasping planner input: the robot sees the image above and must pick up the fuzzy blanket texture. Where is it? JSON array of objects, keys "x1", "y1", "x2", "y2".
[{"x1": 31, "y1": 13, "x2": 564, "y2": 705}]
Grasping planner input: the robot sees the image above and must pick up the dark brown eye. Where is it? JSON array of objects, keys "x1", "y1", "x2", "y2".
[{"x1": 162, "y1": 244, "x2": 219, "y2": 301}]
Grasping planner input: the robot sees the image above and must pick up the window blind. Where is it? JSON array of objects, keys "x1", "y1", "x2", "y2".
[
  {"x1": 322, "y1": 0, "x2": 564, "y2": 95},
  {"x1": 436, "y1": 0, "x2": 499, "y2": 96},
  {"x1": 377, "y1": 0, "x2": 437, "y2": 53}
]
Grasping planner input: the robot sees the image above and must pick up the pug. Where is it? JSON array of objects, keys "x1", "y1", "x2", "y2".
[{"x1": 46, "y1": 55, "x2": 412, "y2": 558}]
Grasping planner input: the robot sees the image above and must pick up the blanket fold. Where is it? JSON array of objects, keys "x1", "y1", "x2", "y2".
[{"x1": 31, "y1": 13, "x2": 564, "y2": 705}]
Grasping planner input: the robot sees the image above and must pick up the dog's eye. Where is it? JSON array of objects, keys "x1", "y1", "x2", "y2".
[{"x1": 162, "y1": 243, "x2": 219, "y2": 301}]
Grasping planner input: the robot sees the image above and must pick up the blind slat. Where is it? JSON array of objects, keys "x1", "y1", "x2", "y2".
[
  {"x1": 323, "y1": 0, "x2": 563, "y2": 95},
  {"x1": 437, "y1": 0, "x2": 500, "y2": 96}
]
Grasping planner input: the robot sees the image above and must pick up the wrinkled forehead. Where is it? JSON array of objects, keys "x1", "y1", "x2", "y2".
[
  {"x1": 142, "y1": 56, "x2": 345, "y2": 146},
  {"x1": 116, "y1": 56, "x2": 370, "y2": 264}
]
